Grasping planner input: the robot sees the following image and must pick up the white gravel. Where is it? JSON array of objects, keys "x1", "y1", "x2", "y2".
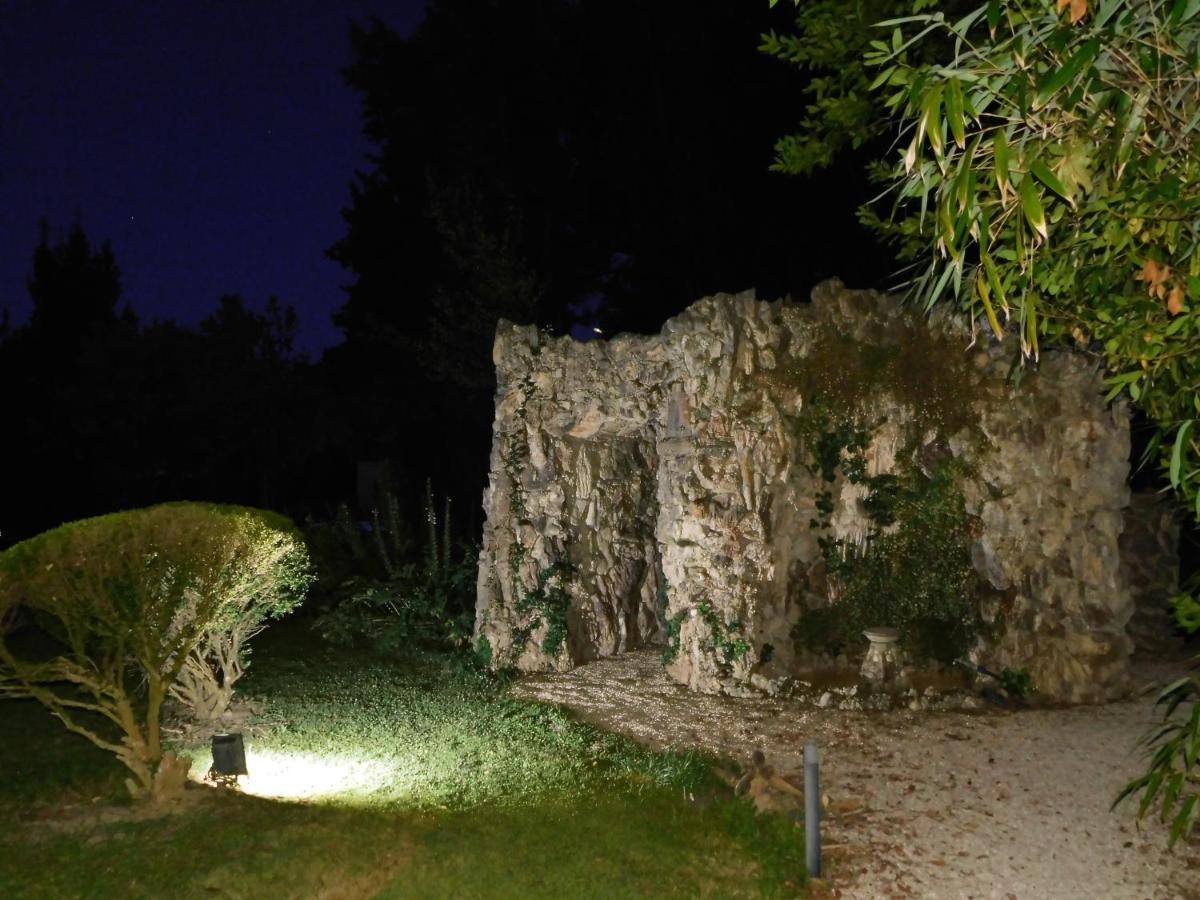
[{"x1": 514, "y1": 650, "x2": 1199, "y2": 899}]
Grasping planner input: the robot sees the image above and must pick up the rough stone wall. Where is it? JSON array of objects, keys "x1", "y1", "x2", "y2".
[
  {"x1": 474, "y1": 326, "x2": 669, "y2": 671},
  {"x1": 1120, "y1": 491, "x2": 1182, "y2": 653},
  {"x1": 476, "y1": 280, "x2": 1137, "y2": 702}
]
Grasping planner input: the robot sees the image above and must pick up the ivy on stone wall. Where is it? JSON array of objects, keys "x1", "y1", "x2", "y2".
[
  {"x1": 661, "y1": 609, "x2": 686, "y2": 665},
  {"x1": 661, "y1": 602, "x2": 750, "y2": 675},
  {"x1": 792, "y1": 412, "x2": 983, "y2": 665},
  {"x1": 496, "y1": 350, "x2": 578, "y2": 662},
  {"x1": 512, "y1": 558, "x2": 575, "y2": 657},
  {"x1": 696, "y1": 601, "x2": 751, "y2": 675}
]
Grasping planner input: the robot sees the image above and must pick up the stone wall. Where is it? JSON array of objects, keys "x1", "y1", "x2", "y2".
[
  {"x1": 1120, "y1": 491, "x2": 1182, "y2": 653},
  {"x1": 475, "y1": 280, "x2": 1138, "y2": 702}
]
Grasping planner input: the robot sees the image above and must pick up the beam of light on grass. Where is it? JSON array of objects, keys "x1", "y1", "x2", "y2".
[{"x1": 188, "y1": 748, "x2": 403, "y2": 803}]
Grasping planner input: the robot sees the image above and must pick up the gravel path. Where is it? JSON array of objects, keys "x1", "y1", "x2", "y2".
[{"x1": 514, "y1": 650, "x2": 1199, "y2": 899}]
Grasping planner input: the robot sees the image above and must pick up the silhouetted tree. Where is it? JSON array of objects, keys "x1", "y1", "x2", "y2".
[
  {"x1": 26, "y1": 219, "x2": 130, "y2": 348},
  {"x1": 0, "y1": 221, "x2": 138, "y2": 542},
  {"x1": 0, "y1": 218, "x2": 342, "y2": 548},
  {"x1": 327, "y1": 0, "x2": 895, "y2": 530}
]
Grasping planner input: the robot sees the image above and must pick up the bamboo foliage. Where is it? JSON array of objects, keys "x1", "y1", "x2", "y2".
[
  {"x1": 859, "y1": 0, "x2": 1199, "y2": 523},
  {"x1": 861, "y1": 0, "x2": 1200, "y2": 846},
  {"x1": 769, "y1": 0, "x2": 1200, "y2": 848}
]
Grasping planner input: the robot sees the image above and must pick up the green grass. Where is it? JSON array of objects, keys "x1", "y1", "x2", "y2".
[{"x1": 0, "y1": 625, "x2": 806, "y2": 898}]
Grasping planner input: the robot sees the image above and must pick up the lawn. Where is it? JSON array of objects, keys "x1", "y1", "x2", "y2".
[{"x1": 0, "y1": 625, "x2": 807, "y2": 899}]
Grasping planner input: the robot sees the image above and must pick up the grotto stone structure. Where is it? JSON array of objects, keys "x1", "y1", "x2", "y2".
[
  {"x1": 1120, "y1": 491, "x2": 1182, "y2": 654},
  {"x1": 475, "y1": 280, "x2": 1146, "y2": 703}
]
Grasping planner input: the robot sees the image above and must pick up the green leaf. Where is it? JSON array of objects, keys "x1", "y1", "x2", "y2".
[
  {"x1": 929, "y1": 259, "x2": 955, "y2": 303},
  {"x1": 1170, "y1": 420, "x2": 1194, "y2": 488},
  {"x1": 945, "y1": 79, "x2": 966, "y2": 148},
  {"x1": 1031, "y1": 160, "x2": 1073, "y2": 206},
  {"x1": 1118, "y1": 93, "x2": 1148, "y2": 177},
  {"x1": 994, "y1": 129, "x2": 1011, "y2": 198},
  {"x1": 1156, "y1": 676, "x2": 1194, "y2": 705},
  {"x1": 982, "y1": 252, "x2": 1007, "y2": 315},
  {"x1": 1022, "y1": 292, "x2": 1040, "y2": 360},
  {"x1": 1056, "y1": 142, "x2": 1094, "y2": 199},
  {"x1": 1184, "y1": 705, "x2": 1200, "y2": 768},
  {"x1": 920, "y1": 84, "x2": 945, "y2": 154},
  {"x1": 1169, "y1": 0, "x2": 1200, "y2": 26},
  {"x1": 869, "y1": 65, "x2": 895, "y2": 91},
  {"x1": 1035, "y1": 39, "x2": 1101, "y2": 110},
  {"x1": 1095, "y1": 0, "x2": 1123, "y2": 26},
  {"x1": 1161, "y1": 772, "x2": 1185, "y2": 819},
  {"x1": 977, "y1": 270, "x2": 1004, "y2": 339},
  {"x1": 1018, "y1": 175, "x2": 1048, "y2": 240},
  {"x1": 1169, "y1": 795, "x2": 1198, "y2": 849},
  {"x1": 1139, "y1": 771, "x2": 1166, "y2": 817},
  {"x1": 987, "y1": 0, "x2": 1001, "y2": 35}
]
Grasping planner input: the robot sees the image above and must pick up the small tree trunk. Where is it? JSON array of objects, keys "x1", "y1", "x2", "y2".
[
  {"x1": 146, "y1": 675, "x2": 164, "y2": 762},
  {"x1": 113, "y1": 692, "x2": 157, "y2": 799}
]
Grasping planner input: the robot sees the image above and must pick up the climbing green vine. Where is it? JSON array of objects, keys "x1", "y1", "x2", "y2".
[
  {"x1": 511, "y1": 558, "x2": 576, "y2": 658},
  {"x1": 494, "y1": 337, "x2": 578, "y2": 663},
  {"x1": 662, "y1": 602, "x2": 751, "y2": 674},
  {"x1": 661, "y1": 609, "x2": 686, "y2": 665},
  {"x1": 792, "y1": 413, "x2": 983, "y2": 664}
]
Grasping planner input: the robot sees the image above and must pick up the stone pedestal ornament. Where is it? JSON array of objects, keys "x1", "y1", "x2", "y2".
[{"x1": 860, "y1": 626, "x2": 903, "y2": 686}]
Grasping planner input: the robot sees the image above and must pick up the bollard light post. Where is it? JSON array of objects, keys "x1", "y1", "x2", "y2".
[{"x1": 804, "y1": 741, "x2": 821, "y2": 878}]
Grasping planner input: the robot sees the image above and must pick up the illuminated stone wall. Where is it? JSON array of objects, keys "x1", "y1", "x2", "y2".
[{"x1": 476, "y1": 279, "x2": 1144, "y2": 702}]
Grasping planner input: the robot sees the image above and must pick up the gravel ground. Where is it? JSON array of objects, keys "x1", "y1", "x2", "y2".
[{"x1": 513, "y1": 649, "x2": 1199, "y2": 899}]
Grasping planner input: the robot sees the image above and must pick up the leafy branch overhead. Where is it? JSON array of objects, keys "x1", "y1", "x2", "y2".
[
  {"x1": 769, "y1": 0, "x2": 1200, "y2": 846},
  {"x1": 886, "y1": 0, "x2": 1199, "y2": 517},
  {"x1": 768, "y1": 0, "x2": 1199, "y2": 529}
]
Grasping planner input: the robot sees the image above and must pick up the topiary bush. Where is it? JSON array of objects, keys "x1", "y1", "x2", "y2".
[
  {"x1": 0, "y1": 502, "x2": 311, "y2": 801},
  {"x1": 166, "y1": 510, "x2": 311, "y2": 722}
]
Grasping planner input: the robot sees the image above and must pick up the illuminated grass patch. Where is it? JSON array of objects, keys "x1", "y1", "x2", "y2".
[{"x1": 1, "y1": 628, "x2": 807, "y2": 898}]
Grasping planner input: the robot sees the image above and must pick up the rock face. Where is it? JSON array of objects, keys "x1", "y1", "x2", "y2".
[
  {"x1": 1120, "y1": 491, "x2": 1182, "y2": 653},
  {"x1": 475, "y1": 280, "x2": 1139, "y2": 702}
]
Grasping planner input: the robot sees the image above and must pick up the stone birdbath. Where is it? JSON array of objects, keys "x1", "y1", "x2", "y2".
[{"x1": 860, "y1": 626, "x2": 902, "y2": 687}]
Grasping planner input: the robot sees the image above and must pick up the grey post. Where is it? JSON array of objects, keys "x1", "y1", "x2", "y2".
[{"x1": 804, "y1": 741, "x2": 821, "y2": 877}]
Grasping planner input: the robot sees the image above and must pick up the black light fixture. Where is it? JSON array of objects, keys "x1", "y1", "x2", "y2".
[{"x1": 209, "y1": 732, "x2": 248, "y2": 786}]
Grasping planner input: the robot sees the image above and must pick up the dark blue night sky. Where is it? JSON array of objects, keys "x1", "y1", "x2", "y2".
[{"x1": 2, "y1": 0, "x2": 426, "y2": 356}]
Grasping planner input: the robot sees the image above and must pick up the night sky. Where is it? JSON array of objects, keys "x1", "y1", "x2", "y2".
[{"x1": 2, "y1": 0, "x2": 426, "y2": 357}]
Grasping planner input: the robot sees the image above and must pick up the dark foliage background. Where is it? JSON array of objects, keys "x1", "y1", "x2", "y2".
[{"x1": 0, "y1": 0, "x2": 898, "y2": 550}]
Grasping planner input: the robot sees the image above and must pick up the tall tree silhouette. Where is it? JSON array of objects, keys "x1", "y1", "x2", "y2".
[
  {"x1": 0, "y1": 222, "x2": 334, "y2": 548},
  {"x1": 330, "y1": 0, "x2": 892, "y2": 345},
  {"x1": 324, "y1": 0, "x2": 897, "y2": 533},
  {"x1": 1, "y1": 221, "x2": 136, "y2": 542},
  {"x1": 328, "y1": 1, "x2": 576, "y2": 350},
  {"x1": 26, "y1": 219, "x2": 129, "y2": 350}
]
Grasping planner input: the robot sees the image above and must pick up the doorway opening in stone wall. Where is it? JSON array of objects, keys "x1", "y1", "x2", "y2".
[{"x1": 561, "y1": 435, "x2": 668, "y2": 665}]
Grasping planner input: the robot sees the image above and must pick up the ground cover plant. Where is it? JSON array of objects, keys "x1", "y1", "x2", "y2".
[
  {"x1": 309, "y1": 483, "x2": 477, "y2": 655},
  {"x1": 0, "y1": 624, "x2": 808, "y2": 899}
]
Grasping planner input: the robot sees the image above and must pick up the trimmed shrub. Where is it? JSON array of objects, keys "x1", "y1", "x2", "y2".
[
  {"x1": 167, "y1": 509, "x2": 311, "y2": 722},
  {"x1": 0, "y1": 502, "x2": 311, "y2": 801}
]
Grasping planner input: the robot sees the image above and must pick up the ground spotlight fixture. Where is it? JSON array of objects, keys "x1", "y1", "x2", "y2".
[{"x1": 209, "y1": 732, "x2": 248, "y2": 786}]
